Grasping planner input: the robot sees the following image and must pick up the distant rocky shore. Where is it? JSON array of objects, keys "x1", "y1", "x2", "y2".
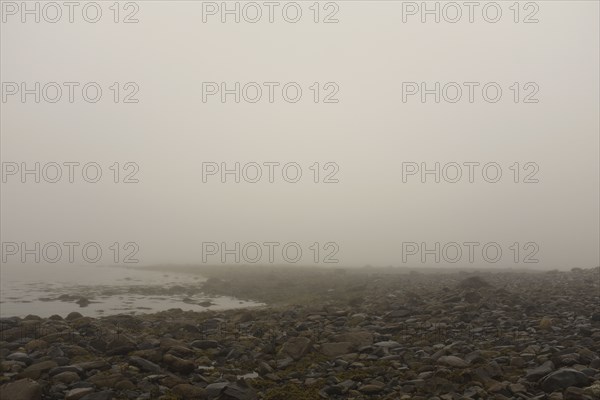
[{"x1": 1, "y1": 266, "x2": 599, "y2": 399}]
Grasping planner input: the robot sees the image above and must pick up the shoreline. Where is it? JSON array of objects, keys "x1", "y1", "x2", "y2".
[{"x1": 1, "y1": 267, "x2": 599, "y2": 399}]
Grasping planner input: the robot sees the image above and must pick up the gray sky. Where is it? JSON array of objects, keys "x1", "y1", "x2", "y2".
[{"x1": 1, "y1": 1, "x2": 598, "y2": 269}]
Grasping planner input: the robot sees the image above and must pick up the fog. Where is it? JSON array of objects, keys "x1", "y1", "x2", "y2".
[{"x1": 1, "y1": 1, "x2": 598, "y2": 270}]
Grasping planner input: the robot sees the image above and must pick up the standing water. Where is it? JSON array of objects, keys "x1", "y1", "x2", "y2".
[{"x1": 0, "y1": 264, "x2": 263, "y2": 318}]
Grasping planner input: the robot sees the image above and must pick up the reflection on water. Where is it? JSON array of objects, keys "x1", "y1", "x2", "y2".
[{"x1": 0, "y1": 265, "x2": 263, "y2": 318}]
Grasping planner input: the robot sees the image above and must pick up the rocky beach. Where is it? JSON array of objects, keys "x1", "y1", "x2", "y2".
[{"x1": 1, "y1": 266, "x2": 599, "y2": 400}]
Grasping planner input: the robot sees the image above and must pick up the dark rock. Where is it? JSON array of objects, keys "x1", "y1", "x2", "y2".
[
  {"x1": 540, "y1": 369, "x2": 591, "y2": 392},
  {"x1": 66, "y1": 312, "x2": 84, "y2": 321}
]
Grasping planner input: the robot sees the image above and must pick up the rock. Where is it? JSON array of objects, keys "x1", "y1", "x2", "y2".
[
  {"x1": 79, "y1": 391, "x2": 113, "y2": 400},
  {"x1": 279, "y1": 337, "x2": 311, "y2": 360},
  {"x1": 66, "y1": 312, "x2": 83, "y2": 320},
  {"x1": 76, "y1": 297, "x2": 91, "y2": 307},
  {"x1": 163, "y1": 354, "x2": 195, "y2": 374},
  {"x1": 114, "y1": 380, "x2": 135, "y2": 390},
  {"x1": 49, "y1": 365, "x2": 85, "y2": 377},
  {"x1": 75, "y1": 360, "x2": 110, "y2": 371},
  {"x1": 541, "y1": 369, "x2": 591, "y2": 392},
  {"x1": 438, "y1": 356, "x2": 469, "y2": 368},
  {"x1": 171, "y1": 384, "x2": 207, "y2": 399},
  {"x1": 526, "y1": 360, "x2": 555, "y2": 382},
  {"x1": 321, "y1": 342, "x2": 353, "y2": 357},
  {"x1": 205, "y1": 382, "x2": 228, "y2": 397},
  {"x1": 333, "y1": 331, "x2": 373, "y2": 347},
  {"x1": 190, "y1": 339, "x2": 218, "y2": 350},
  {"x1": 463, "y1": 291, "x2": 482, "y2": 303},
  {"x1": 359, "y1": 384, "x2": 384, "y2": 394},
  {"x1": 373, "y1": 340, "x2": 401, "y2": 349},
  {"x1": 385, "y1": 309, "x2": 412, "y2": 318},
  {"x1": 19, "y1": 360, "x2": 58, "y2": 379},
  {"x1": 24, "y1": 339, "x2": 47, "y2": 351},
  {"x1": 0, "y1": 378, "x2": 42, "y2": 400},
  {"x1": 257, "y1": 361, "x2": 273, "y2": 376},
  {"x1": 222, "y1": 381, "x2": 257, "y2": 400},
  {"x1": 563, "y1": 387, "x2": 589, "y2": 400},
  {"x1": 88, "y1": 373, "x2": 124, "y2": 388},
  {"x1": 7, "y1": 352, "x2": 33, "y2": 365},
  {"x1": 129, "y1": 356, "x2": 161, "y2": 373},
  {"x1": 52, "y1": 371, "x2": 80, "y2": 384},
  {"x1": 65, "y1": 388, "x2": 94, "y2": 400},
  {"x1": 583, "y1": 382, "x2": 600, "y2": 397},
  {"x1": 457, "y1": 276, "x2": 491, "y2": 289},
  {"x1": 509, "y1": 383, "x2": 526, "y2": 393},
  {"x1": 106, "y1": 335, "x2": 136, "y2": 355}
]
